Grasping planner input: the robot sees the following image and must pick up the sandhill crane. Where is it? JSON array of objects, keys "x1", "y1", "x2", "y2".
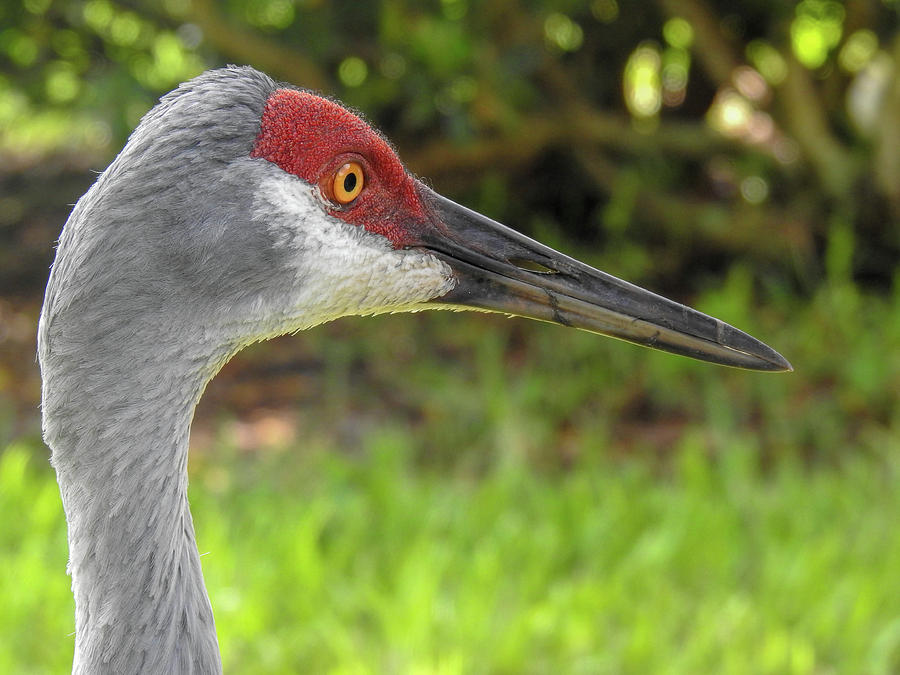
[{"x1": 38, "y1": 66, "x2": 790, "y2": 673}]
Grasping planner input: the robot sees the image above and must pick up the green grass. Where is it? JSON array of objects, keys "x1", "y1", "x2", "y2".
[
  {"x1": 2, "y1": 272, "x2": 899, "y2": 673},
  {"x1": 2, "y1": 431, "x2": 899, "y2": 674}
]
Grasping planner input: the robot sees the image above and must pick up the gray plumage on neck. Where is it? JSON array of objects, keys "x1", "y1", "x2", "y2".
[
  {"x1": 39, "y1": 66, "x2": 283, "y2": 674},
  {"x1": 39, "y1": 65, "x2": 453, "y2": 673}
]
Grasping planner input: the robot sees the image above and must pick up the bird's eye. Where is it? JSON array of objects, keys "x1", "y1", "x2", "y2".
[{"x1": 332, "y1": 162, "x2": 365, "y2": 204}]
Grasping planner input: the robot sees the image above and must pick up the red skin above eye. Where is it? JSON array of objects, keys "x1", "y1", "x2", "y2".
[{"x1": 251, "y1": 88, "x2": 425, "y2": 247}]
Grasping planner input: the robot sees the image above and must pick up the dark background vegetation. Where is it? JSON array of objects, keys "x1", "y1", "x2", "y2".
[{"x1": 1, "y1": 1, "x2": 898, "y2": 672}]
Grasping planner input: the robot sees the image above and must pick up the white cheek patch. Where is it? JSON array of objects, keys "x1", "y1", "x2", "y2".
[{"x1": 253, "y1": 171, "x2": 456, "y2": 332}]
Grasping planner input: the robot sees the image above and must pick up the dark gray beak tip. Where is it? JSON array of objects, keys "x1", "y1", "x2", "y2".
[
  {"x1": 768, "y1": 351, "x2": 794, "y2": 373},
  {"x1": 717, "y1": 320, "x2": 793, "y2": 372},
  {"x1": 767, "y1": 348, "x2": 793, "y2": 373},
  {"x1": 743, "y1": 344, "x2": 793, "y2": 373}
]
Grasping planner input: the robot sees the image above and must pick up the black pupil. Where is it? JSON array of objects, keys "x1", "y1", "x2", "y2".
[{"x1": 343, "y1": 172, "x2": 357, "y2": 193}]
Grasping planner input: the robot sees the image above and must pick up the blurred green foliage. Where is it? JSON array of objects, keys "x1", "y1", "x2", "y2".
[{"x1": 1, "y1": 0, "x2": 899, "y2": 672}]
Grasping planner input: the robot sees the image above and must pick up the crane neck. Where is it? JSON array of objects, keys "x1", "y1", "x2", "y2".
[{"x1": 41, "y1": 315, "x2": 229, "y2": 674}]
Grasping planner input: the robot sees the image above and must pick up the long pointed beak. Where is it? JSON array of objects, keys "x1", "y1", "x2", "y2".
[{"x1": 415, "y1": 186, "x2": 791, "y2": 372}]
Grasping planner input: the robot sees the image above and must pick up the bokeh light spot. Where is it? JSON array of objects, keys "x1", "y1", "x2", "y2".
[
  {"x1": 544, "y1": 13, "x2": 583, "y2": 52},
  {"x1": 2, "y1": 30, "x2": 39, "y2": 67},
  {"x1": 45, "y1": 65, "x2": 80, "y2": 103},
  {"x1": 338, "y1": 57, "x2": 368, "y2": 88},
  {"x1": 83, "y1": 0, "x2": 113, "y2": 32},
  {"x1": 380, "y1": 53, "x2": 407, "y2": 79},
  {"x1": 747, "y1": 40, "x2": 787, "y2": 85},
  {"x1": 591, "y1": 0, "x2": 619, "y2": 23},
  {"x1": 708, "y1": 89, "x2": 752, "y2": 137},
  {"x1": 245, "y1": 0, "x2": 295, "y2": 30},
  {"x1": 625, "y1": 43, "x2": 662, "y2": 119},
  {"x1": 740, "y1": 176, "x2": 769, "y2": 204},
  {"x1": 110, "y1": 13, "x2": 141, "y2": 47},
  {"x1": 839, "y1": 30, "x2": 878, "y2": 73},
  {"x1": 733, "y1": 66, "x2": 769, "y2": 103},
  {"x1": 791, "y1": 0, "x2": 845, "y2": 69},
  {"x1": 662, "y1": 47, "x2": 690, "y2": 107},
  {"x1": 176, "y1": 23, "x2": 203, "y2": 50},
  {"x1": 663, "y1": 18, "x2": 693, "y2": 50}
]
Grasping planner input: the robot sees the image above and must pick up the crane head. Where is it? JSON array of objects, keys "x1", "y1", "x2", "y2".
[
  {"x1": 47, "y1": 67, "x2": 790, "y2": 372},
  {"x1": 248, "y1": 74, "x2": 788, "y2": 371}
]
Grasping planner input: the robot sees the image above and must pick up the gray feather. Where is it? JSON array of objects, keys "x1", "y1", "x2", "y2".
[{"x1": 40, "y1": 66, "x2": 284, "y2": 675}]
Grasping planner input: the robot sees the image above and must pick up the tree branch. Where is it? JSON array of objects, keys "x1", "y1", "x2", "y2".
[
  {"x1": 402, "y1": 112, "x2": 728, "y2": 180},
  {"x1": 873, "y1": 34, "x2": 900, "y2": 217},
  {"x1": 777, "y1": 54, "x2": 856, "y2": 200}
]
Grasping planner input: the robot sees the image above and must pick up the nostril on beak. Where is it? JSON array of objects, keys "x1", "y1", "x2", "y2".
[{"x1": 508, "y1": 257, "x2": 560, "y2": 275}]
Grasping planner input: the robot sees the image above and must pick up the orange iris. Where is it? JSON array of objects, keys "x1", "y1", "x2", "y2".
[{"x1": 332, "y1": 162, "x2": 364, "y2": 204}]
